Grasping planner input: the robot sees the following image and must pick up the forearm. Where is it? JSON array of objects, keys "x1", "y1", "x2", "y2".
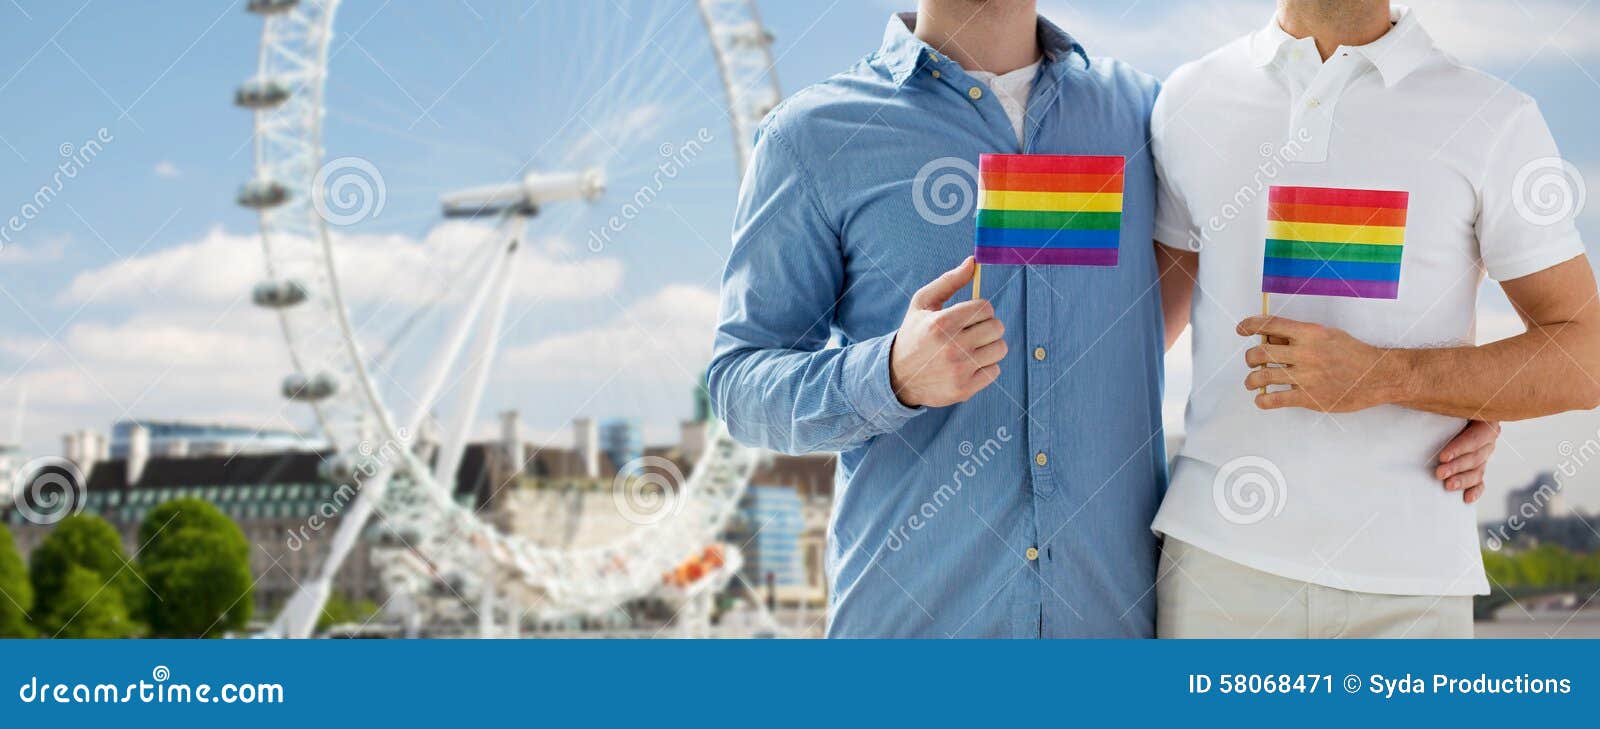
[
  {"x1": 1381, "y1": 321, "x2": 1600, "y2": 421},
  {"x1": 707, "y1": 333, "x2": 920, "y2": 454}
]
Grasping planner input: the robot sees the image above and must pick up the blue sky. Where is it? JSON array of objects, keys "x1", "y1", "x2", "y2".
[{"x1": 0, "y1": 0, "x2": 1597, "y2": 519}]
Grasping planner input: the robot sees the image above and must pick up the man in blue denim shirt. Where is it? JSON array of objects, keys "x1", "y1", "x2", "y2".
[{"x1": 710, "y1": 1, "x2": 1166, "y2": 638}]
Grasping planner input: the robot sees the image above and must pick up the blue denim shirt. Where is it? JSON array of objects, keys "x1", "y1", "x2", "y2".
[{"x1": 709, "y1": 14, "x2": 1166, "y2": 638}]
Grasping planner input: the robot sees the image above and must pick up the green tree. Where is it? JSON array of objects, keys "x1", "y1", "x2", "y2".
[
  {"x1": 0, "y1": 524, "x2": 35, "y2": 637},
  {"x1": 317, "y1": 593, "x2": 380, "y2": 633},
  {"x1": 1482, "y1": 549, "x2": 1521, "y2": 588},
  {"x1": 29, "y1": 514, "x2": 140, "y2": 637},
  {"x1": 1574, "y1": 551, "x2": 1600, "y2": 584},
  {"x1": 136, "y1": 498, "x2": 253, "y2": 637},
  {"x1": 47, "y1": 565, "x2": 137, "y2": 638},
  {"x1": 1519, "y1": 544, "x2": 1578, "y2": 586}
]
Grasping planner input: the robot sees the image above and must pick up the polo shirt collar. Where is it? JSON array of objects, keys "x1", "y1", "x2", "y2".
[
  {"x1": 1349, "y1": 5, "x2": 1435, "y2": 87},
  {"x1": 879, "y1": 12, "x2": 1089, "y2": 87},
  {"x1": 1249, "y1": 4, "x2": 1434, "y2": 87},
  {"x1": 1247, "y1": 14, "x2": 1299, "y2": 68}
]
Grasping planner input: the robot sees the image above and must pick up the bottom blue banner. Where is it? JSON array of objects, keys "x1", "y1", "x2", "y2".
[{"x1": 2, "y1": 639, "x2": 1594, "y2": 725}]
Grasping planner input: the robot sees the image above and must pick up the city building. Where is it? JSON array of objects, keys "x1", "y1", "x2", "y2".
[
  {"x1": 7, "y1": 398, "x2": 841, "y2": 630},
  {"x1": 726, "y1": 485, "x2": 806, "y2": 599},
  {"x1": 4, "y1": 440, "x2": 500, "y2": 621},
  {"x1": 1503, "y1": 471, "x2": 1571, "y2": 521},
  {"x1": 1485, "y1": 471, "x2": 1598, "y2": 553},
  {"x1": 0, "y1": 441, "x2": 21, "y2": 501},
  {"x1": 496, "y1": 414, "x2": 835, "y2": 607},
  {"x1": 599, "y1": 418, "x2": 643, "y2": 475},
  {"x1": 744, "y1": 452, "x2": 833, "y2": 605},
  {"x1": 108, "y1": 419, "x2": 322, "y2": 460}
]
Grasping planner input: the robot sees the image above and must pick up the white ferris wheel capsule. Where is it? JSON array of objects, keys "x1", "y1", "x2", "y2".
[
  {"x1": 250, "y1": 279, "x2": 308, "y2": 308},
  {"x1": 234, "y1": 78, "x2": 291, "y2": 110},
  {"x1": 247, "y1": 0, "x2": 299, "y2": 15},
  {"x1": 440, "y1": 168, "x2": 606, "y2": 219}
]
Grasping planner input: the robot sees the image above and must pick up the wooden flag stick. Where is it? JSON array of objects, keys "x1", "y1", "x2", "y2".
[
  {"x1": 1259, "y1": 291, "x2": 1269, "y2": 396},
  {"x1": 973, "y1": 262, "x2": 983, "y2": 300}
]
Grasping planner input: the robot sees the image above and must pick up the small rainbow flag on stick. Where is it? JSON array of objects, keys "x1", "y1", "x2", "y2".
[
  {"x1": 972, "y1": 154, "x2": 1125, "y2": 298},
  {"x1": 1256, "y1": 185, "x2": 1409, "y2": 395},
  {"x1": 1262, "y1": 185, "x2": 1409, "y2": 300}
]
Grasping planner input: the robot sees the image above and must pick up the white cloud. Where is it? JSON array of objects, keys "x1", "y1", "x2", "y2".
[
  {"x1": 65, "y1": 318, "x2": 277, "y2": 368},
  {"x1": 21, "y1": 222, "x2": 631, "y2": 455},
  {"x1": 1405, "y1": 0, "x2": 1600, "y2": 66},
  {"x1": 64, "y1": 222, "x2": 624, "y2": 308},
  {"x1": 0, "y1": 235, "x2": 68, "y2": 264},
  {"x1": 5, "y1": 311, "x2": 298, "y2": 435},
  {"x1": 153, "y1": 160, "x2": 181, "y2": 179},
  {"x1": 0, "y1": 336, "x2": 50, "y2": 361},
  {"x1": 503, "y1": 283, "x2": 718, "y2": 383}
]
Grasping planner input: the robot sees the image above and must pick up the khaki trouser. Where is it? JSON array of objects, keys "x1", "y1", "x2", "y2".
[{"x1": 1156, "y1": 539, "x2": 1473, "y2": 638}]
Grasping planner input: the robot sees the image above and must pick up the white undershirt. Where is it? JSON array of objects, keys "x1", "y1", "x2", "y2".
[{"x1": 968, "y1": 59, "x2": 1040, "y2": 146}]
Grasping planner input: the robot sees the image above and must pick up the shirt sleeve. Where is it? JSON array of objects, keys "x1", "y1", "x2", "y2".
[
  {"x1": 1150, "y1": 86, "x2": 1197, "y2": 251},
  {"x1": 1476, "y1": 98, "x2": 1587, "y2": 281},
  {"x1": 707, "y1": 121, "x2": 923, "y2": 455}
]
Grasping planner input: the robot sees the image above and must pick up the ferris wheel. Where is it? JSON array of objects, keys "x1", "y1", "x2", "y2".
[{"x1": 235, "y1": 0, "x2": 782, "y2": 637}]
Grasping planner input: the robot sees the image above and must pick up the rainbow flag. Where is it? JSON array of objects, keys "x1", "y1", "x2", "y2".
[
  {"x1": 1263, "y1": 185, "x2": 1409, "y2": 299},
  {"x1": 975, "y1": 154, "x2": 1124, "y2": 267}
]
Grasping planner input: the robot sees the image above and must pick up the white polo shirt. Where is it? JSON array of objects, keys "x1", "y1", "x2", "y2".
[{"x1": 1150, "y1": 6, "x2": 1585, "y2": 596}]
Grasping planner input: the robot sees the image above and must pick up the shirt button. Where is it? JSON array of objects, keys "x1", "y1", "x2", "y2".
[
  {"x1": 1033, "y1": 346, "x2": 1046, "y2": 361},
  {"x1": 1035, "y1": 452, "x2": 1048, "y2": 467},
  {"x1": 1026, "y1": 547, "x2": 1040, "y2": 561},
  {"x1": 1307, "y1": 97, "x2": 1321, "y2": 109},
  {"x1": 931, "y1": 69, "x2": 941, "y2": 79},
  {"x1": 968, "y1": 86, "x2": 983, "y2": 100}
]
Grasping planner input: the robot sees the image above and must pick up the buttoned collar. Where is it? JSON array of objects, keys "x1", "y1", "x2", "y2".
[
  {"x1": 1249, "y1": 4, "x2": 1435, "y2": 87},
  {"x1": 879, "y1": 12, "x2": 1089, "y2": 87},
  {"x1": 1349, "y1": 5, "x2": 1435, "y2": 87}
]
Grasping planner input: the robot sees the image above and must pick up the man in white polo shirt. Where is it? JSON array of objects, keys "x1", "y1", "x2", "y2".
[{"x1": 1150, "y1": 1, "x2": 1600, "y2": 637}]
